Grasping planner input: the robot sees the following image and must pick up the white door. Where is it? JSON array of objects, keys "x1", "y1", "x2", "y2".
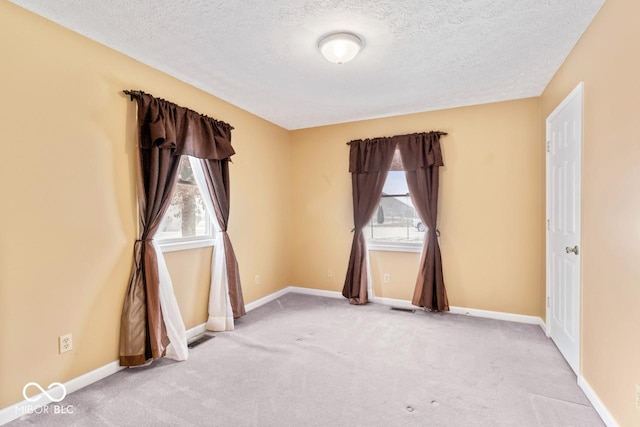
[{"x1": 546, "y1": 82, "x2": 583, "y2": 375}]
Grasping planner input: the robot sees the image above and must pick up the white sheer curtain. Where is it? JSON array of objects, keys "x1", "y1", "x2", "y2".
[
  {"x1": 189, "y1": 157, "x2": 234, "y2": 331},
  {"x1": 365, "y1": 241, "x2": 375, "y2": 300},
  {"x1": 153, "y1": 240, "x2": 189, "y2": 361}
]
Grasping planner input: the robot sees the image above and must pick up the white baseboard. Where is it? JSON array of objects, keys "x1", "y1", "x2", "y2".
[
  {"x1": 371, "y1": 295, "x2": 416, "y2": 310},
  {"x1": 243, "y1": 286, "x2": 343, "y2": 312},
  {"x1": 186, "y1": 323, "x2": 207, "y2": 342},
  {"x1": 287, "y1": 286, "x2": 344, "y2": 300},
  {"x1": 244, "y1": 286, "x2": 292, "y2": 312},
  {"x1": 383, "y1": 297, "x2": 546, "y2": 331},
  {"x1": 61, "y1": 360, "x2": 124, "y2": 395},
  {"x1": 241, "y1": 286, "x2": 342, "y2": 314},
  {"x1": 449, "y1": 305, "x2": 546, "y2": 331},
  {"x1": 0, "y1": 360, "x2": 124, "y2": 426},
  {"x1": 0, "y1": 321, "x2": 210, "y2": 426},
  {"x1": 578, "y1": 376, "x2": 619, "y2": 427},
  {"x1": 286, "y1": 288, "x2": 547, "y2": 332}
]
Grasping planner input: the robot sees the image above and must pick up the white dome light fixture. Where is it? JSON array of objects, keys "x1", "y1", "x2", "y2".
[{"x1": 318, "y1": 32, "x2": 363, "y2": 65}]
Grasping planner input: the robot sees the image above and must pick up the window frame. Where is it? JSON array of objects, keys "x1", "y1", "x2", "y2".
[
  {"x1": 157, "y1": 156, "x2": 216, "y2": 253},
  {"x1": 366, "y1": 174, "x2": 426, "y2": 253}
]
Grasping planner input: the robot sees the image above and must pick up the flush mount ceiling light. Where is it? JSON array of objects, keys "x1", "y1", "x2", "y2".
[{"x1": 318, "y1": 32, "x2": 363, "y2": 65}]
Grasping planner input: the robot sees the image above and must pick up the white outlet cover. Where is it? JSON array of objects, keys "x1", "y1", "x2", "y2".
[{"x1": 59, "y1": 333, "x2": 72, "y2": 354}]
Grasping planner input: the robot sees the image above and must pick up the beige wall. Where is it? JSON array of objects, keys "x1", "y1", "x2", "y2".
[
  {"x1": 0, "y1": 2, "x2": 291, "y2": 408},
  {"x1": 290, "y1": 98, "x2": 545, "y2": 316},
  {"x1": 541, "y1": 0, "x2": 640, "y2": 425}
]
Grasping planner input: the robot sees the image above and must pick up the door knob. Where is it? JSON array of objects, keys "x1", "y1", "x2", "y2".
[{"x1": 565, "y1": 246, "x2": 579, "y2": 255}]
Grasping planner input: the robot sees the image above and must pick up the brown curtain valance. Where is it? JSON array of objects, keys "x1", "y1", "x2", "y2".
[
  {"x1": 348, "y1": 132, "x2": 445, "y2": 173},
  {"x1": 392, "y1": 132, "x2": 444, "y2": 171},
  {"x1": 126, "y1": 90, "x2": 235, "y2": 160},
  {"x1": 348, "y1": 137, "x2": 395, "y2": 173}
]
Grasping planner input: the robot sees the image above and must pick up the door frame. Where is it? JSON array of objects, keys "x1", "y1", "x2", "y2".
[{"x1": 545, "y1": 81, "x2": 584, "y2": 375}]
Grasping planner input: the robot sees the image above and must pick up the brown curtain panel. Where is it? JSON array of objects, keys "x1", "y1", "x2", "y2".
[
  {"x1": 120, "y1": 91, "x2": 237, "y2": 366},
  {"x1": 200, "y1": 158, "x2": 245, "y2": 318},
  {"x1": 342, "y1": 138, "x2": 397, "y2": 304},
  {"x1": 396, "y1": 132, "x2": 448, "y2": 311}
]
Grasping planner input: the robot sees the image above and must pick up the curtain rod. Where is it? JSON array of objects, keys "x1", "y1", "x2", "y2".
[
  {"x1": 122, "y1": 89, "x2": 143, "y2": 99},
  {"x1": 122, "y1": 89, "x2": 235, "y2": 130},
  {"x1": 346, "y1": 131, "x2": 448, "y2": 145}
]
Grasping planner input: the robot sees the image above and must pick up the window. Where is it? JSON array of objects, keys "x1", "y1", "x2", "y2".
[
  {"x1": 156, "y1": 156, "x2": 215, "y2": 252},
  {"x1": 366, "y1": 149, "x2": 425, "y2": 252}
]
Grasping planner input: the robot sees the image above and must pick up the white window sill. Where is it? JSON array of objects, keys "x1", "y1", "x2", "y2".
[
  {"x1": 367, "y1": 243, "x2": 423, "y2": 253},
  {"x1": 159, "y1": 239, "x2": 215, "y2": 253}
]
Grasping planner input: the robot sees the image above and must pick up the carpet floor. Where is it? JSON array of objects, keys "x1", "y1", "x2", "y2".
[{"x1": 12, "y1": 293, "x2": 603, "y2": 426}]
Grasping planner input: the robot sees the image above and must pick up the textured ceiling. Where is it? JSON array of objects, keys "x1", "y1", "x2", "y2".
[{"x1": 10, "y1": 0, "x2": 604, "y2": 130}]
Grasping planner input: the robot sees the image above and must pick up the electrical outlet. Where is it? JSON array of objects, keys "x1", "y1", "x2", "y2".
[
  {"x1": 254, "y1": 275, "x2": 261, "y2": 285},
  {"x1": 383, "y1": 274, "x2": 390, "y2": 283},
  {"x1": 636, "y1": 384, "x2": 640, "y2": 408},
  {"x1": 328, "y1": 269, "x2": 333, "y2": 277},
  {"x1": 59, "y1": 334, "x2": 72, "y2": 354}
]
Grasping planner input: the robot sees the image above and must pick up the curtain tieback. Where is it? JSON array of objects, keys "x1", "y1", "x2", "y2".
[
  {"x1": 435, "y1": 229, "x2": 441, "y2": 237},
  {"x1": 134, "y1": 239, "x2": 153, "y2": 245}
]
